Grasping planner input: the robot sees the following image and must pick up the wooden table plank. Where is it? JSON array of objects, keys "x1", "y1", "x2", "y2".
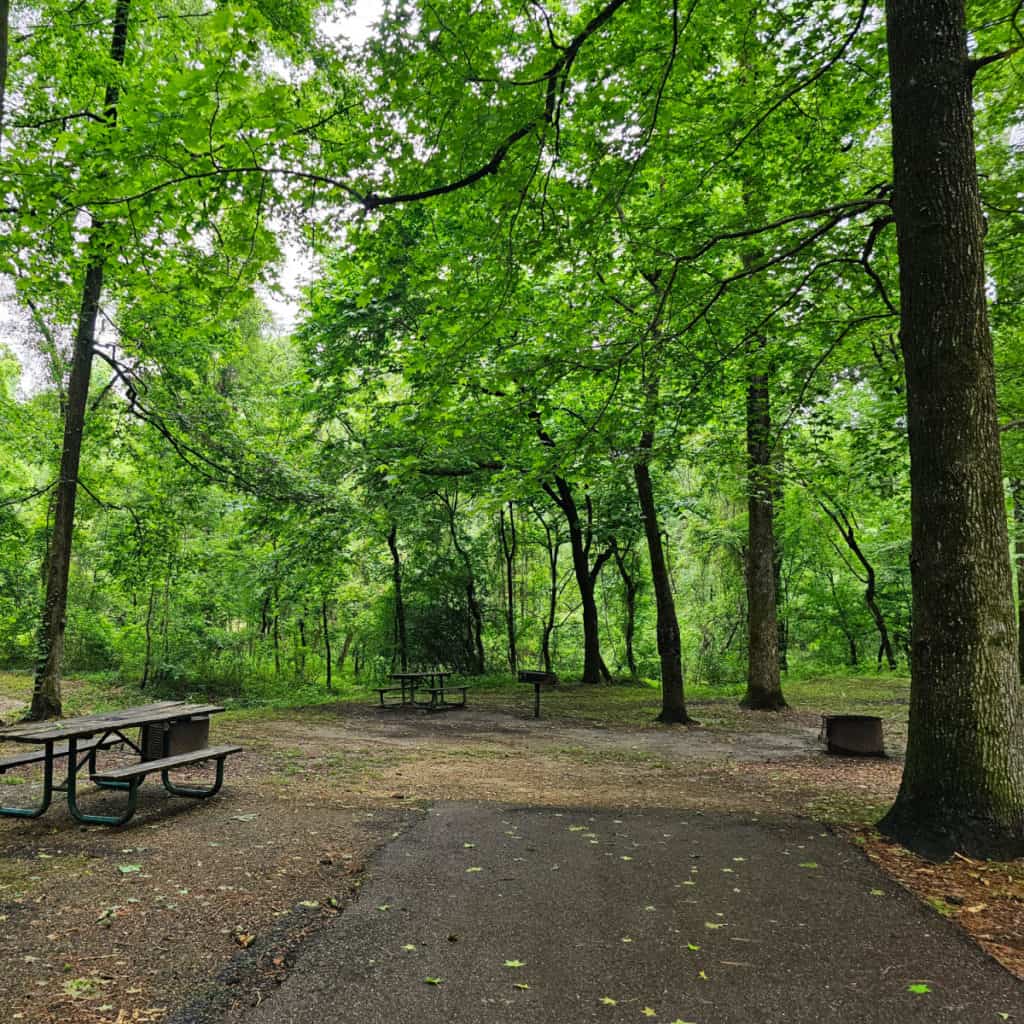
[{"x1": 0, "y1": 702, "x2": 224, "y2": 743}]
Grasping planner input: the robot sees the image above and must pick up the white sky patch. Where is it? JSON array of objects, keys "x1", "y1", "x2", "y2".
[{"x1": 322, "y1": 0, "x2": 386, "y2": 45}]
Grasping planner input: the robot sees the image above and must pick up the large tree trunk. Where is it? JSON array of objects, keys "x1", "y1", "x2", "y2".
[
  {"x1": 387, "y1": 524, "x2": 408, "y2": 671},
  {"x1": 1013, "y1": 480, "x2": 1024, "y2": 684},
  {"x1": 0, "y1": 0, "x2": 9, "y2": 147},
  {"x1": 29, "y1": 0, "x2": 132, "y2": 720},
  {"x1": 878, "y1": 0, "x2": 1024, "y2": 859},
  {"x1": 30, "y1": 261, "x2": 105, "y2": 719},
  {"x1": 742, "y1": 370, "x2": 786, "y2": 709},
  {"x1": 773, "y1": 446, "x2": 789, "y2": 672},
  {"x1": 634, "y1": 456, "x2": 690, "y2": 723}
]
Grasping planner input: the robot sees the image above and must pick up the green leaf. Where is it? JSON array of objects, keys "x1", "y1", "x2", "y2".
[
  {"x1": 117, "y1": 865, "x2": 141, "y2": 874},
  {"x1": 424, "y1": 977, "x2": 444, "y2": 985},
  {"x1": 503, "y1": 959, "x2": 526, "y2": 968},
  {"x1": 907, "y1": 983, "x2": 931, "y2": 995}
]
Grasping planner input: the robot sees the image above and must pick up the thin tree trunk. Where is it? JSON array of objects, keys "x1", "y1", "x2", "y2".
[
  {"x1": 827, "y1": 568, "x2": 859, "y2": 668},
  {"x1": 612, "y1": 542, "x2": 639, "y2": 680},
  {"x1": 634, "y1": 456, "x2": 690, "y2": 723},
  {"x1": 441, "y1": 492, "x2": 485, "y2": 674},
  {"x1": 337, "y1": 630, "x2": 353, "y2": 673},
  {"x1": 537, "y1": 510, "x2": 560, "y2": 674},
  {"x1": 321, "y1": 599, "x2": 332, "y2": 691},
  {"x1": 821, "y1": 502, "x2": 898, "y2": 670},
  {"x1": 141, "y1": 586, "x2": 156, "y2": 688},
  {"x1": 387, "y1": 524, "x2": 408, "y2": 671},
  {"x1": 29, "y1": 0, "x2": 132, "y2": 720},
  {"x1": 272, "y1": 607, "x2": 280, "y2": 676},
  {"x1": 543, "y1": 478, "x2": 611, "y2": 683},
  {"x1": 742, "y1": 370, "x2": 786, "y2": 709},
  {"x1": 160, "y1": 564, "x2": 171, "y2": 663},
  {"x1": 499, "y1": 502, "x2": 518, "y2": 673},
  {"x1": 878, "y1": 0, "x2": 1024, "y2": 859}
]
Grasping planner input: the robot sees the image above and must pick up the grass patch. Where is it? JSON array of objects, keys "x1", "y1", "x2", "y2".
[
  {"x1": 805, "y1": 793, "x2": 892, "y2": 828},
  {"x1": 0, "y1": 853, "x2": 93, "y2": 897}
]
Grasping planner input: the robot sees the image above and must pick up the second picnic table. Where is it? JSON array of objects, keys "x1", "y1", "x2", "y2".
[{"x1": 376, "y1": 671, "x2": 467, "y2": 711}]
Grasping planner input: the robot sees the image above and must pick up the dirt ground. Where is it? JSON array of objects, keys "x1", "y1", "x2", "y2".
[{"x1": 1, "y1": 698, "x2": 1020, "y2": 1023}]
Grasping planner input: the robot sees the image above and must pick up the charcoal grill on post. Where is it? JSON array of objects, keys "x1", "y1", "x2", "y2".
[
  {"x1": 820, "y1": 714, "x2": 885, "y2": 757},
  {"x1": 518, "y1": 670, "x2": 558, "y2": 718}
]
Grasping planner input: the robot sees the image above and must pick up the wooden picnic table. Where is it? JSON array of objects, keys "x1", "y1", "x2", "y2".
[
  {"x1": 377, "y1": 671, "x2": 450, "y2": 707},
  {"x1": 376, "y1": 671, "x2": 466, "y2": 711},
  {"x1": 0, "y1": 700, "x2": 241, "y2": 826}
]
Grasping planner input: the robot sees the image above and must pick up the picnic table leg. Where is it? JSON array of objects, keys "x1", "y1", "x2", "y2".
[
  {"x1": 84, "y1": 732, "x2": 133, "y2": 790},
  {"x1": 161, "y1": 756, "x2": 227, "y2": 799},
  {"x1": 65, "y1": 737, "x2": 139, "y2": 826},
  {"x1": 0, "y1": 740, "x2": 55, "y2": 819}
]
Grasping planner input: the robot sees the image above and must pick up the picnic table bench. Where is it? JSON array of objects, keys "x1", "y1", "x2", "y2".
[
  {"x1": 376, "y1": 671, "x2": 466, "y2": 712},
  {"x1": 518, "y1": 669, "x2": 558, "y2": 718},
  {"x1": 411, "y1": 684, "x2": 468, "y2": 711},
  {"x1": 0, "y1": 701, "x2": 242, "y2": 826}
]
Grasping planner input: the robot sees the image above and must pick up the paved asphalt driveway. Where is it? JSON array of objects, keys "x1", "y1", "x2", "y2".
[{"x1": 192, "y1": 802, "x2": 1023, "y2": 1023}]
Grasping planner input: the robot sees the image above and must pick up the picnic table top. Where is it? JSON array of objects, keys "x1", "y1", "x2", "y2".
[{"x1": 0, "y1": 701, "x2": 225, "y2": 744}]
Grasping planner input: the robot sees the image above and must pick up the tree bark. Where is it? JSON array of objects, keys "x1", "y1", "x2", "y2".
[
  {"x1": 441, "y1": 491, "x2": 485, "y2": 674},
  {"x1": 634, "y1": 456, "x2": 690, "y2": 723},
  {"x1": 536, "y1": 508, "x2": 560, "y2": 674},
  {"x1": 821, "y1": 501, "x2": 898, "y2": 671},
  {"x1": 878, "y1": 0, "x2": 1024, "y2": 859},
  {"x1": 1013, "y1": 480, "x2": 1024, "y2": 684},
  {"x1": 387, "y1": 523, "x2": 408, "y2": 671},
  {"x1": 0, "y1": 0, "x2": 9, "y2": 149},
  {"x1": 141, "y1": 586, "x2": 156, "y2": 688},
  {"x1": 543, "y1": 477, "x2": 611, "y2": 684},
  {"x1": 773, "y1": 447, "x2": 789, "y2": 672},
  {"x1": 337, "y1": 629, "x2": 353, "y2": 671},
  {"x1": 29, "y1": 0, "x2": 132, "y2": 720},
  {"x1": 30, "y1": 261, "x2": 105, "y2": 719},
  {"x1": 741, "y1": 370, "x2": 786, "y2": 709},
  {"x1": 612, "y1": 541, "x2": 639, "y2": 680},
  {"x1": 826, "y1": 568, "x2": 860, "y2": 668},
  {"x1": 322, "y1": 599, "x2": 332, "y2": 691},
  {"x1": 499, "y1": 502, "x2": 518, "y2": 672}
]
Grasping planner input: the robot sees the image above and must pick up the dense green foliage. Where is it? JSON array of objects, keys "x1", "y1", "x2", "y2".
[{"x1": 0, "y1": 0, "x2": 1019, "y2": 714}]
